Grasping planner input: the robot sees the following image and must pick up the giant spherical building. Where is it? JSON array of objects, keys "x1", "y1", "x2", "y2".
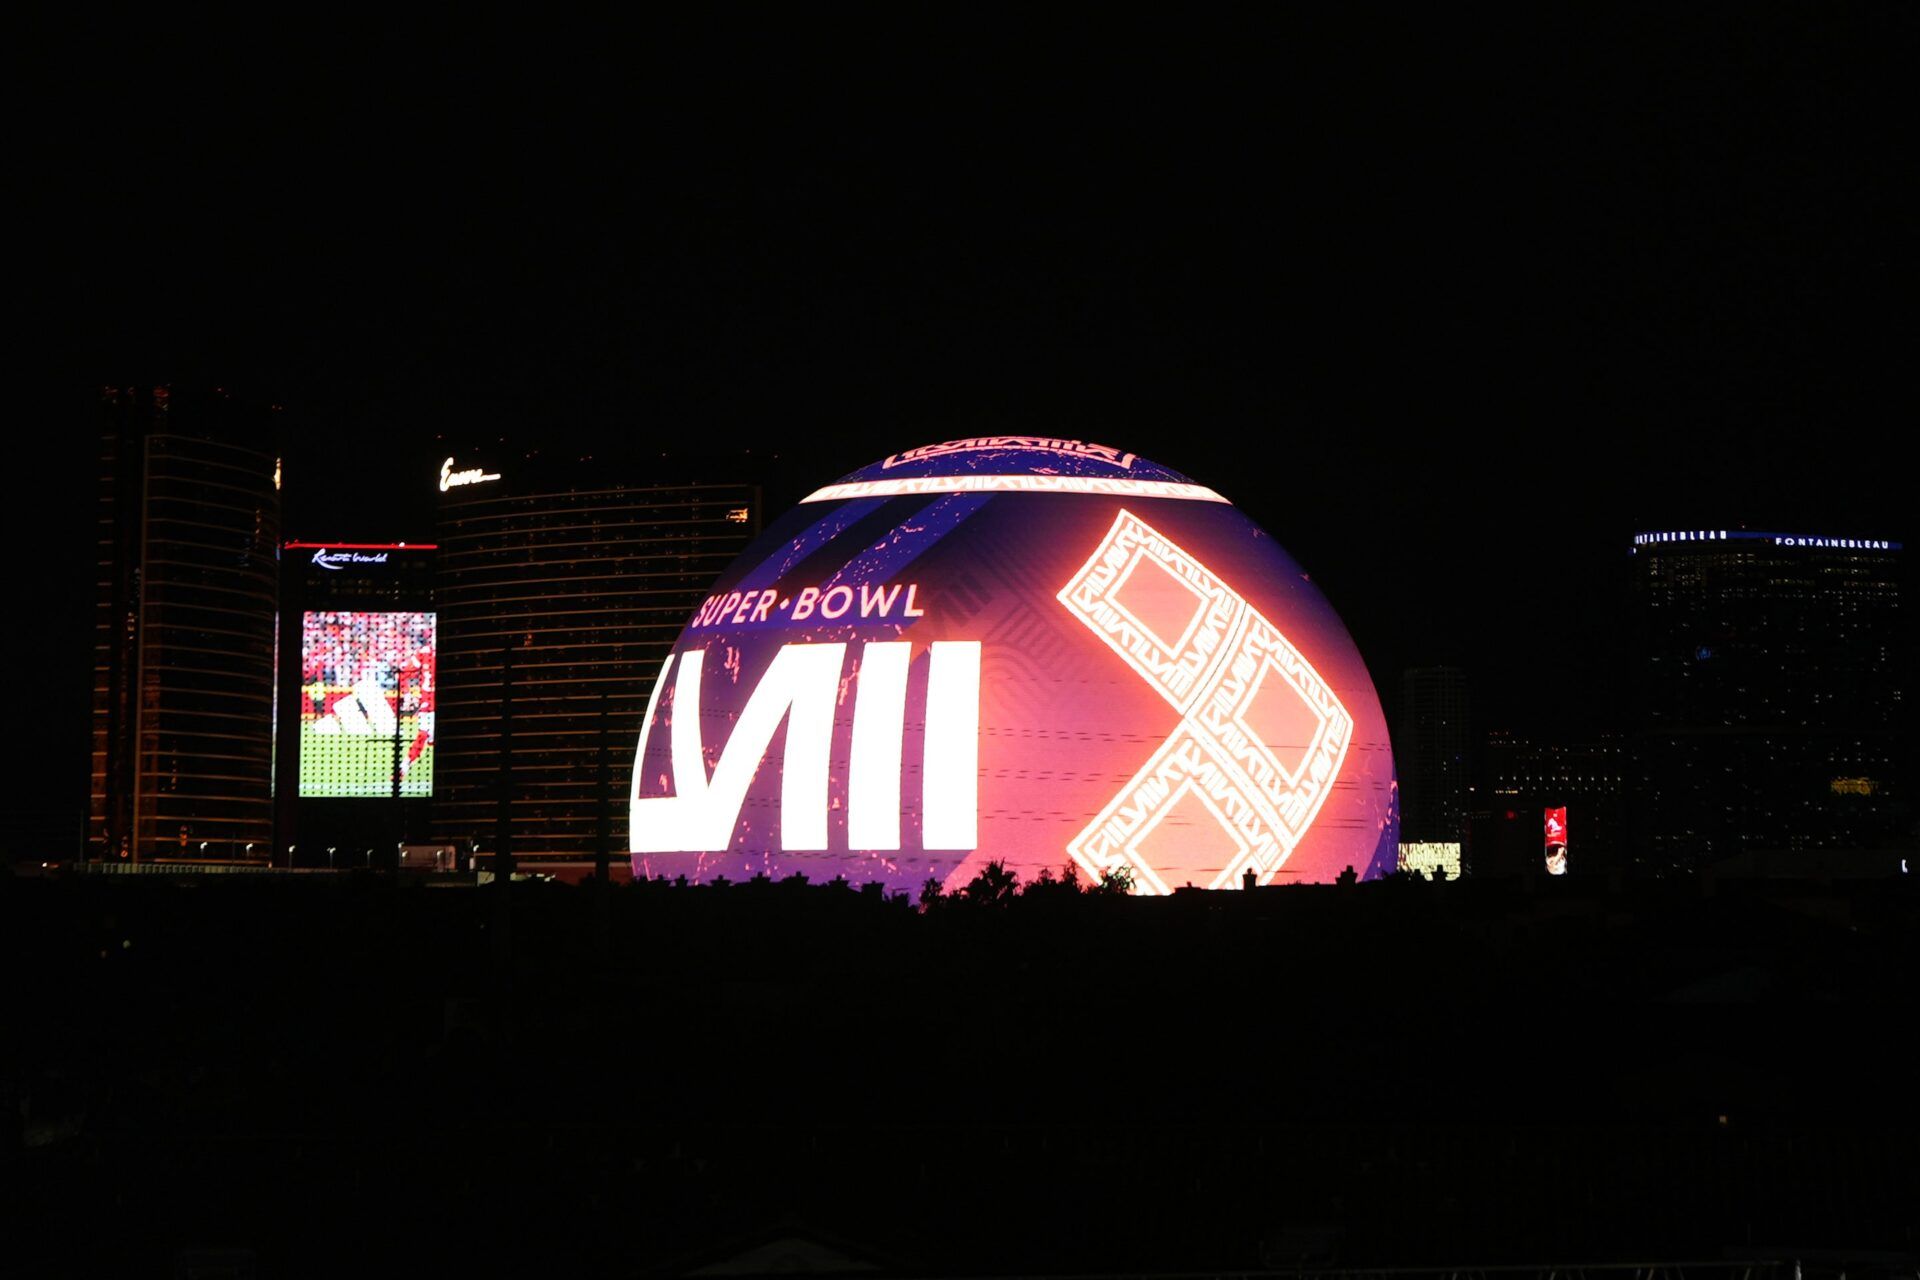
[{"x1": 630, "y1": 439, "x2": 1396, "y2": 892}]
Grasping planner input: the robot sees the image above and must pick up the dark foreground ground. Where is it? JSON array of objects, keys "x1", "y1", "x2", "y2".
[{"x1": 7, "y1": 867, "x2": 1917, "y2": 1277}]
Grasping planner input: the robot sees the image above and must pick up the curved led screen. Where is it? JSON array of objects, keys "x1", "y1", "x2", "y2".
[{"x1": 631, "y1": 439, "x2": 1396, "y2": 893}]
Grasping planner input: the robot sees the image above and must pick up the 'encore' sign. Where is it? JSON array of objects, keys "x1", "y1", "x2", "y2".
[{"x1": 438, "y1": 457, "x2": 501, "y2": 491}]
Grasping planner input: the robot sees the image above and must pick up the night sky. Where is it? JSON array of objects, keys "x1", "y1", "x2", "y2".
[{"x1": 22, "y1": 8, "x2": 1914, "y2": 853}]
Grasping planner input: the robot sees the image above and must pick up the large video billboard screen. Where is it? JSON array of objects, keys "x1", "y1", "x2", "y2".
[
  {"x1": 300, "y1": 611, "x2": 436, "y2": 798},
  {"x1": 630, "y1": 439, "x2": 1398, "y2": 894}
]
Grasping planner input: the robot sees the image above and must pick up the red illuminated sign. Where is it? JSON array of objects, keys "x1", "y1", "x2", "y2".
[{"x1": 1545, "y1": 806, "x2": 1568, "y2": 875}]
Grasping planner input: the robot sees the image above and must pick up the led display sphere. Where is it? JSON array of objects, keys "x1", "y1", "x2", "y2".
[{"x1": 631, "y1": 439, "x2": 1397, "y2": 892}]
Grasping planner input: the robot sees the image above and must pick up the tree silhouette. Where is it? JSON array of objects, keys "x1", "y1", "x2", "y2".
[
  {"x1": 959, "y1": 859, "x2": 1019, "y2": 907},
  {"x1": 1091, "y1": 865, "x2": 1135, "y2": 896}
]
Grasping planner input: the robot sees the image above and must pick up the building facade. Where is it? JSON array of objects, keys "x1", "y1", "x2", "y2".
[
  {"x1": 1475, "y1": 730, "x2": 1627, "y2": 875},
  {"x1": 431, "y1": 451, "x2": 760, "y2": 871},
  {"x1": 274, "y1": 540, "x2": 437, "y2": 863},
  {"x1": 1628, "y1": 529, "x2": 1905, "y2": 872},
  {"x1": 90, "y1": 387, "x2": 282, "y2": 863},
  {"x1": 1398, "y1": 666, "x2": 1471, "y2": 851}
]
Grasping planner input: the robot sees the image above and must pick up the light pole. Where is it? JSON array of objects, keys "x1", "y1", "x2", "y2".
[
  {"x1": 288, "y1": 845, "x2": 297, "y2": 870},
  {"x1": 327, "y1": 846, "x2": 336, "y2": 870}
]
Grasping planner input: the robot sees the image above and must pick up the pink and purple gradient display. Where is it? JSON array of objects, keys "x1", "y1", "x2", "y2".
[{"x1": 630, "y1": 440, "x2": 1397, "y2": 892}]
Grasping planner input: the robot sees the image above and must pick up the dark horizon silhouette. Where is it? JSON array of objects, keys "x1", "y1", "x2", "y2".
[{"x1": 15, "y1": 10, "x2": 1918, "y2": 1272}]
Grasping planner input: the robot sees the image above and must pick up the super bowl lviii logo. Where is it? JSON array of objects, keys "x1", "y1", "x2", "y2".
[
  {"x1": 629, "y1": 441, "x2": 1397, "y2": 891},
  {"x1": 1059, "y1": 511, "x2": 1352, "y2": 892},
  {"x1": 630, "y1": 640, "x2": 981, "y2": 854}
]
